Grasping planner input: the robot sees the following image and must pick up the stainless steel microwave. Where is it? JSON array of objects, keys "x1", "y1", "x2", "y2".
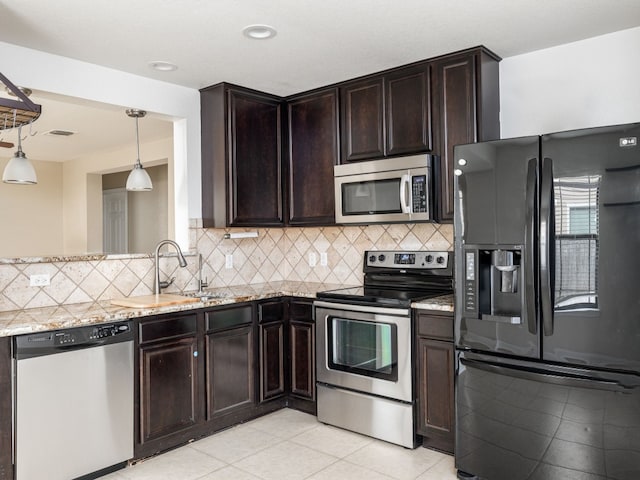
[{"x1": 334, "y1": 155, "x2": 434, "y2": 224}]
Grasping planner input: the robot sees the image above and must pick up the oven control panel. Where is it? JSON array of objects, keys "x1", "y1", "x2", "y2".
[{"x1": 365, "y1": 251, "x2": 450, "y2": 269}]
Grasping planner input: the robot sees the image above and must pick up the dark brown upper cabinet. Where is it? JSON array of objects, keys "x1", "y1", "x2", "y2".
[
  {"x1": 286, "y1": 88, "x2": 339, "y2": 225},
  {"x1": 340, "y1": 63, "x2": 432, "y2": 163},
  {"x1": 432, "y1": 47, "x2": 500, "y2": 222},
  {"x1": 200, "y1": 83, "x2": 284, "y2": 228},
  {"x1": 385, "y1": 64, "x2": 432, "y2": 156},
  {"x1": 340, "y1": 77, "x2": 385, "y2": 162}
]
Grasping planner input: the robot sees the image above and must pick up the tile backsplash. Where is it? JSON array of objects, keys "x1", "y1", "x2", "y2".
[{"x1": 0, "y1": 223, "x2": 453, "y2": 312}]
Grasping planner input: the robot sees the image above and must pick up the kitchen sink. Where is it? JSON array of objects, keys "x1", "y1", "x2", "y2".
[{"x1": 183, "y1": 291, "x2": 228, "y2": 301}]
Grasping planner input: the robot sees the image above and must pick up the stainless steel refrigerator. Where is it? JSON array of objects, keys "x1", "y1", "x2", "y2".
[{"x1": 453, "y1": 122, "x2": 640, "y2": 480}]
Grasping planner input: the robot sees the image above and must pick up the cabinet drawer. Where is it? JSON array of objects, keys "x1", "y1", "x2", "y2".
[
  {"x1": 206, "y1": 305, "x2": 253, "y2": 332},
  {"x1": 416, "y1": 313, "x2": 453, "y2": 341},
  {"x1": 139, "y1": 314, "x2": 197, "y2": 344},
  {"x1": 258, "y1": 301, "x2": 285, "y2": 323},
  {"x1": 289, "y1": 300, "x2": 312, "y2": 322}
]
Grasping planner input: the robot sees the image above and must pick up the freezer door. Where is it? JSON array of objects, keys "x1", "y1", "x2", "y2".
[
  {"x1": 454, "y1": 137, "x2": 540, "y2": 358},
  {"x1": 541, "y1": 122, "x2": 640, "y2": 372},
  {"x1": 456, "y1": 351, "x2": 640, "y2": 480}
]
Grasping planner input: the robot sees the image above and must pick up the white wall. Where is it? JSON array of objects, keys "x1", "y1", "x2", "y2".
[
  {"x1": 0, "y1": 41, "x2": 201, "y2": 250},
  {"x1": 64, "y1": 137, "x2": 173, "y2": 254},
  {"x1": 0, "y1": 158, "x2": 64, "y2": 257},
  {"x1": 500, "y1": 26, "x2": 640, "y2": 138}
]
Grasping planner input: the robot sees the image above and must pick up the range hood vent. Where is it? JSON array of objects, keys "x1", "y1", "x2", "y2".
[{"x1": 0, "y1": 72, "x2": 42, "y2": 130}]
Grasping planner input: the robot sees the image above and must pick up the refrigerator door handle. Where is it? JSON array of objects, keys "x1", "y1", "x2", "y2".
[
  {"x1": 540, "y1": 157, "x2": 554, "y2": 336},
  {"x1": 524, "y1": 158, "x2": 537, "y2": 335},
  {"x1": 459, "y1": 356, "x2": 638, "y2": 392}
]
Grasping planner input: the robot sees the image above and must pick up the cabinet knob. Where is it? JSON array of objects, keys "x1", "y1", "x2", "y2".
[{"x1": 193, "y1": 351, "x2": 198, "y2": 357}]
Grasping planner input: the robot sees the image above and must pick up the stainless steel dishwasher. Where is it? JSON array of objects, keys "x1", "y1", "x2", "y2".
[{"x1": 14, "y1": 321, "x2": 134, "y2": 480}]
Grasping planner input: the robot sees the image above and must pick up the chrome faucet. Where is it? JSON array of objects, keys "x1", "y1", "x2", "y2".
[
  {"x1": 154, "y1": 239, "x2": 188, "y2": 295},
  {"x1": 197, "y1": 253, "x2": 209, "y2": 294}
]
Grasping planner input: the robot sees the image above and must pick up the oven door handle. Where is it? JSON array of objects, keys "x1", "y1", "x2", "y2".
[{"x1": 313, "y1": 300, "x2": 410, "y2": 317}]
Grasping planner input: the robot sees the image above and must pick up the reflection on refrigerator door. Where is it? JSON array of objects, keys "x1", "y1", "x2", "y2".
[{"x1": 455, "y1": 351, "x2": 640, "y2": 480}]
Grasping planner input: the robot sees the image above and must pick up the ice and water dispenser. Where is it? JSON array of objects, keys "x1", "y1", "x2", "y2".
[{"x1": 463, "y1": 247, "x2": 523, "y2": 324}]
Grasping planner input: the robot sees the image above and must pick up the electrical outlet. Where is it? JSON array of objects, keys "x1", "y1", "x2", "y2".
[
  {"x1": 225, "y1": 254, "x2": 233, "y2": 269},
  {"x1": 30, "y1": 273, "x2": 50, "y2": 287},
  {"x1": 320, "y1": 252, "x2": 328, "y2": 266},
  {"x1": 308, "y1": 252, "x2": 317, "y2": 267}
]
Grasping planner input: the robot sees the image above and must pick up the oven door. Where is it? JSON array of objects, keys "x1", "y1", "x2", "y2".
[{"x1": 315, "y1": 301, "x2": 412, "y2": 402}]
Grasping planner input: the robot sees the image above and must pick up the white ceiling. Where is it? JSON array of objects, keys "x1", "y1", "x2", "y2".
[{"x1": 1, "y1": 0, "x2": 640, "y2": 161}]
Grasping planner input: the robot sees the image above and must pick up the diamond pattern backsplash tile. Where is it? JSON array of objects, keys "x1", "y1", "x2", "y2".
[{"x1": 0, "y1": 223, "x2": 453, "y2": 312}]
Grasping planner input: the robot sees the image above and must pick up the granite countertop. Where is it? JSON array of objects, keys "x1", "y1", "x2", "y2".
[
  {"x1": 0, "y1": 282, "x2": 455, "y2": 337},
  {"x1": 412, "y1": 294, "x2": 454, "y2": 313}
]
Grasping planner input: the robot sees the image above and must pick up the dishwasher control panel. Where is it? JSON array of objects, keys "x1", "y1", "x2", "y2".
[
  {"x1": 15, "y1": 321, "x2": 133, "y2": 360},
  {"x1": 88, "y1": 323, "x2": 131, "y2": 340}
]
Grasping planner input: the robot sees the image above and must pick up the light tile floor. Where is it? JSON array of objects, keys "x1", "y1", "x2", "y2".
[{"x1": 101, "y1": 409, "x2": 458, "y2": 480}]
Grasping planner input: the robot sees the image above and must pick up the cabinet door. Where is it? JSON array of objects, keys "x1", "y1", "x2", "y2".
[
  {"x1": 290, "y1": 320, "x2": 314, "y2": 400},
  {"x1": 385, "y1": 65, "x2": 432, "y2": 156},
  {"x1": 417, "y1": 337, "x2": 454, "y2": 453},
  {"x1": 259, "y1": 321, "x2": 285, "y2": 401},
  {"x1": 287, "y1": 88, "x2": 339, "y2": 225},
  {"x1": 206, "y1": 325, "x2": 254, "y2": 418},
  {"x1": 433, "y1": 53, "x2": 477, "y2": 222},
  {"x1": 228, "y1": 89, "x2": 283, "y2": 226},
  {"x1": 340, "y1": 77, "x2": 385, "y2": 162},
  {"x1": 139, "y1": 336, "x2": 199, "y2": 444}
]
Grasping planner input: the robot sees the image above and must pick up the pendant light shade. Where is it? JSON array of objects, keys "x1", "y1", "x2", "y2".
[
  {"x1": 2, "y1": 126, "x2": 37, "y2": 185},
  {"x1": 125, "y1": 109, "x2": 152, "y2": 191},
  {"x1": 126, "y1": 162, "x2": 153, "y2": 190}
]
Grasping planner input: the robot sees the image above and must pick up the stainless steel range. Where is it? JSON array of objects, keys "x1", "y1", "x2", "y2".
[{"x1": 314, "y1": 250, "x2": 453, "y2": 448}]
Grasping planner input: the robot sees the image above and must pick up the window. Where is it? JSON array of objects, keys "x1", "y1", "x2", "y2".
[{"x1": 554, "y1": 176, "x2": 600, "y2": 310}]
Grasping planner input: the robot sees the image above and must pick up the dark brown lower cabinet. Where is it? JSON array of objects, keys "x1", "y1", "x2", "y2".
[
  {"x1": 134, "y1": 298, "x2": 316, "y2": 460},
  {"x1": 288, "y1": 299, "x2": 315, "y2": 414},
  {"x1": 415, "y1": 311, "x2": 455, "y2": 453},
  {"x1": 260, "y1": 321, "x2": 285, "y2": 401},
  {"x1": 137, "y1": 313, "x2": 202, "y2": 457},
  {"x1": 206, "y1": 305, "x2": 254, "y2": 419},
  {"x1": 258, "y1": 300, "x2": 286, "y2": 403}
]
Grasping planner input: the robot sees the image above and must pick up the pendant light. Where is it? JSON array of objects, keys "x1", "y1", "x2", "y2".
[
  {"x1": 2, "y1": 125, "x2": 37, "y2": 184},
  {"x1": 125, "y1": 109, "x2": 152, "y2": 191}
]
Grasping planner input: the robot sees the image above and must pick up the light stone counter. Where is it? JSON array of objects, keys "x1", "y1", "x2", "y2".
[
  {"x1": 0, "y1": 281, "x2": 351, "y2": 337},
  {"x1": 412, "y1": 294, "x2": 454, "y2": 313}
]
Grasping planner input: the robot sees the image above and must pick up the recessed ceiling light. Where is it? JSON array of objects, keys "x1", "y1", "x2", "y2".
[
  {"x1": 242, "y1": 24, "x2": 277, "y2": 40},
  {"x1": 148, "y1": 61, "x2": 178, "y2": 72}
]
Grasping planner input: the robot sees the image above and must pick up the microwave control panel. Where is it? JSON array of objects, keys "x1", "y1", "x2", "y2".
[{"x1": 411, "y1": 175, "x2": 427, "y2": 213}]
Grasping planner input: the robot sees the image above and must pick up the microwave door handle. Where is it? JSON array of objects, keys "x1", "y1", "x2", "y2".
[{"x1": 400, "y1": 173, "x2": 411, "y2": 215}]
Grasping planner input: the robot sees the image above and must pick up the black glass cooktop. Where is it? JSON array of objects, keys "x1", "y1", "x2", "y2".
[{"x1": 316, "y1": 286, "x2": 448, "y2": 308}]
